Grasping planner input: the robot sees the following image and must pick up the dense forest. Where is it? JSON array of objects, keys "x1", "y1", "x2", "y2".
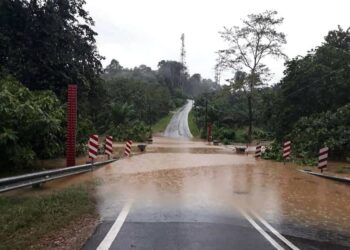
[
  {"x1": 100, "y1": 59, "x2": 219, "y2": 142},
  {"x1": 0, "y1": 0, "x2": 218, "y2": 170}
]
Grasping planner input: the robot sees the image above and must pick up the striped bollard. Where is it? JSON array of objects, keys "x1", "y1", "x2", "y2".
[
  {"x1": 283, "y1": 141, "x2": 291, "y2": 162},
  {"x1": 105, "y1": 136, "x2": 113, "y2": 159},
  {"x1": 124, "y1": 140, "x2": 133, "y2": 157},
  {"x1": 88, "y1": 134, "x2": 99, "y2": 163},
  {"x1": 318, "y1": 147, "x2": 329, "y2": 173},
  {"x1": 255, "y1": 145, "x2": 262, "y2": 158}
]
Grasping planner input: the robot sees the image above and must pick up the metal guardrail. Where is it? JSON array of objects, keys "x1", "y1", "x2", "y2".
[
  {"x1": 299, "y1": 170, "x2": 350, "y2": 184},
  {"x1": 0, "y1": 159, "x2": 117, "y2": 193}
]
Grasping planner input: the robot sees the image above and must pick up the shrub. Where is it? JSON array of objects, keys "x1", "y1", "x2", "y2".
[
  {"x1": 263, "y1": 104, "x2": 350, "y2": 164},
  {"x1": 107, "y1": 121, "x2": 150, "y2": 142},
  {"x1": 262, "y1": 141, "x2": 284, "y2": 161},
  {"x1": 289, "y1": 103, "x2": 350, "y2": 160},
  {"x1": 0, "y1": 75, "x2": 65, "y2": 169},
  {"x1": 213, "y1": 127, "x2": 235, "y2": 142},
  {"x1": 234, "y1": 129, "x2": 249, "y2": 143},
  {"x1": 76, "y1": 118, "x2": 96, "y2": 156},
  {"x1": 252, "y1": 128, "x2": 272, "y2": 140}
]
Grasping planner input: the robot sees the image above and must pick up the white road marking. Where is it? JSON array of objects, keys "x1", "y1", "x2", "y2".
[
  {"x1": 97, "y1": 200, "x2": 133, "y2": 250},
  {"x1": 236, "y1": 206, "x2": 285, "y2": 250},
  {"x1": 249, "y1": 209, "x2": 300, "y2": 250}
]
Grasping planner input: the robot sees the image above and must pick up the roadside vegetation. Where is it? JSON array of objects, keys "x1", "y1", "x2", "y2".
[
  {"x1": 193, "y1": 11, "x2": 350, "y2": 165},
  {"x1": 152, "y1": 113, "x2": 173, "y2": 133},
  {"x1": 1, "y1": 0, "x2": 349, "y2": 171},
  {"x1": 188, "y1": 110, "x2": 200, "y2": 138},
  {"x1": 261, "y1": 26, "x2": 350, "y2": 164},
  {"x1": 0, "y1": 185, "x2": 97, "y2": 250},
  {"x1": 0, "y1": 0, "x2": 218, "y2": 171}
]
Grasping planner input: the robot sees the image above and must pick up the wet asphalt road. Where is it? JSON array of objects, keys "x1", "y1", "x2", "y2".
[
  {"x1": 163, "y1": 100, "x2": 193, "y2": 138},
  {"x1": 83, "y1": 195, "x2": 289, "y2": 250},
  {"x1": 84, "y1": 214, "x2": 285, "y2": 250},
  {"x1": 80, "y1": 145, "x2": 350, "y2": 250},
  {"x1": 80, "y1": 102, "x2": 350, "y2": 250}
]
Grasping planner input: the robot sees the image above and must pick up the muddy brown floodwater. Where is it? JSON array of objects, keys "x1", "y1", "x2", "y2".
[{"x1": 37, "y1": 137, "x2": 350, "y2": 245}]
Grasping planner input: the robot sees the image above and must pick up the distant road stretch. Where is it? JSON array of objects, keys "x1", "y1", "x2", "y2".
[{"x1": 163, "y1": 100, "x2": 193, "y2": 138}]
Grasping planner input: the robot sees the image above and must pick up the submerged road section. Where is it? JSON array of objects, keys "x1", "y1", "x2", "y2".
[
  {"x1": 163, "y1": 100, "x2": 193, "y2": 138},
  {"x1": 80, "y1": 138, "x2": 350, "y2": 250}
]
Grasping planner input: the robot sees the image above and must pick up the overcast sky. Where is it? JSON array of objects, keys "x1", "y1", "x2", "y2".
[{"x1": 85, "y1": 0, "x2": 349, "y2": 84}]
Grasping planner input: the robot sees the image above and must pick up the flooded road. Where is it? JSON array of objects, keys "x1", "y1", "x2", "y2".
[
  {"x1": 7, "y1": 137, "x2": 345, "y2": 249},
  {"x1": 77, "y1": 137, "x2": 350, "y2": 249}
]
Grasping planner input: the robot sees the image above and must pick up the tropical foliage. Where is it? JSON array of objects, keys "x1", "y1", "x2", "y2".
[
  {"x1": 2, "y1": 2, "x2": 349, "y2": 170},
  {"x1": 0, "y1": 0, "x2": 220, "y2": 170},
  {"x1": 217, "y1": 10, "x2": 287, "y2": 141},
  {"x1": 0, "y1": 74, "x2": 65, "y2": 169},
  {"x1": 101, "y1": 59, "x2": 220, "y2": 140},
  {"x1": 194, "y1": 23, "x2": 350, "y2": 161},
  {"x1": 289, "y1": 104, "x2": 350, "y2": 160}
]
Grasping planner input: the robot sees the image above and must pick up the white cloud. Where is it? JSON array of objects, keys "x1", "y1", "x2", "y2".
[{"x1": 86, "y1": 0, "x2": 350, "y2": 84}]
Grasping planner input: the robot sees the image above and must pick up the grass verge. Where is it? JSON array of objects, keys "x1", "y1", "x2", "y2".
[
  {"x1": 152, "y1": 113, "x2": 173, "y2": 133},
  {"x1": 188, "y1": 110, "x2": 200, "y2": 138},
  {"x1": 0, "y1": 185, "x2": 97, "y2": 250}
]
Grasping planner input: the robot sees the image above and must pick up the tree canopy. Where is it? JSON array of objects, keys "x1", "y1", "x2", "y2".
[
  {"x1": 217, "y1": 10, "x2": 287, "y2": 141},
  {"x1": 0, "y1": 0, "x2": 103, "y2": 98},
  {"x1": 272, "y1": 26, "x2": 350, "y2": 139},
  {"x1": 194, "y1": 24, "x2": 350, "y2": 160}
]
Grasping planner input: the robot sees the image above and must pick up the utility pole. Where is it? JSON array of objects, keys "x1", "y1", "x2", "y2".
[
  {"x1": 146, "y1": 94, "x2": 152, "y2": 137},
  {"x1": 147, "y1": 100, "x2": 153, "y2": 143},
  {"x1": 205, "y1": 99, "x2": 208, "y2": 140},
  {"x1": 148, "y1": 103, "x2": 151, "y2": 128}
]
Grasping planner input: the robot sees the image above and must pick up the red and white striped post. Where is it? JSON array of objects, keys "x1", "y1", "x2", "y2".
[
  {"x1": 318, "y1": 147, "x2": 329, "y2": 173},
  {"x1": 105, "y1": 136, "x2": 113, "y2": 159},
  {"x1": 88, "y1": 134, "x2": 99, "y2": 163},
  {"x1": 283, "y1": 141, "x2": 291, "y2": 163},
  {"x1": 66, "y1": 85, "x2": 77, "y2": 167},
  {"x1": 255, "y1": 145, "x2": 262, "y2": 158},
  {"x1": 124, "y1": 140, "x2": 133, "y2": 157}
]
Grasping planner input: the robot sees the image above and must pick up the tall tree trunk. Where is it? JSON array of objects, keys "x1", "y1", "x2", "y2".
[{"x1": 247, "y1": 94, "x2": 252, "y2": 143}]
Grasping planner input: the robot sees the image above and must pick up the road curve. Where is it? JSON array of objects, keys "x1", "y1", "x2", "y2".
[{"x1": 163, "y1": 99, "x2": 193, "y2": 138}]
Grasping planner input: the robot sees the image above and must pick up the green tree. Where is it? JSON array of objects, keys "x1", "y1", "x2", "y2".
[
  {"x1": 0, "y1": 74, "x2": 65, "y2": 169},
  {"x1": 157, "y1": 60, "x2": 187, "y2": 93},
  {"x1": 274, "y1": 26, "x2": 350, "y2": 139},
  {"x1": 217, "y1": 10, "x2": 287, "y2": 141},
  {"x1": 102, "y1": 59, "x2": 184, "y2": 124},
  {"x1": 0, "y1": 0, "x2": 103, "y2": 98},
  {"x1": 290, "y1": 104, "x2": 350, "y2": 160},
  {"x1": 111, "y1": 102, "x2": 136, "y2": 125}
]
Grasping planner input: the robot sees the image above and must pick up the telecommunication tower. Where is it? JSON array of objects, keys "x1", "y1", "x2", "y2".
[{"x1": 180, "y1": 33, "x2": 186, "y2": 68}]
